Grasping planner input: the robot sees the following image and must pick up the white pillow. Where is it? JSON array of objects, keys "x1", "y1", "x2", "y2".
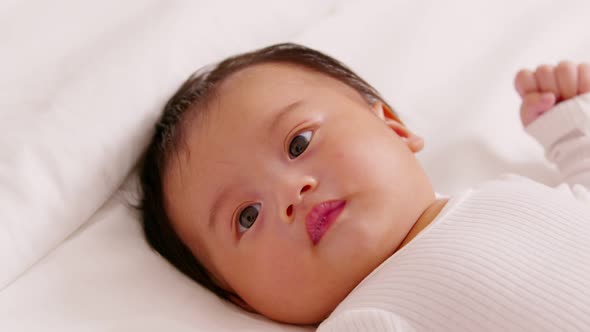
[{"x1": 0, "y1": 0, "x2": 340, "y2": 290}]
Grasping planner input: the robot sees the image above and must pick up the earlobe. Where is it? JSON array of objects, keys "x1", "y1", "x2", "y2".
[
  {"x1": 406, "y1": 133, "x2": 425, "y2": 153},
  {"x1": 386, "y1": 119, "x2": 424, "y2": 153}
]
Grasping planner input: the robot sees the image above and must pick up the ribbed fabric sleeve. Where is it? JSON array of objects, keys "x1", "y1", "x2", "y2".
[
  {"x1": 318, "y1": 94, "x2": 590, "y2": 332},
  {"x1": 525, "y1": 93, "x2": 590, "y2": 188}
]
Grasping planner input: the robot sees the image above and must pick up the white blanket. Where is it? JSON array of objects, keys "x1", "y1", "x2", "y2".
[{"x1": 1, "y1": 0, "x2": 589, "y2": 330}]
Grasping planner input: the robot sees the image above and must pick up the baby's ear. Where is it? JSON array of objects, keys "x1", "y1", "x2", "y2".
[{"x1": 370, "y1": 102, "x2": 424, "y2": 153}]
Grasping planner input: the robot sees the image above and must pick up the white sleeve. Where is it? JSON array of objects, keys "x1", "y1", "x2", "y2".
[
  {"x1": 317, "y1": 309, "x2": 416, "y2": 332},
  {"x1": 525, "y1": 93, "x2": 590, "y2": 192}
]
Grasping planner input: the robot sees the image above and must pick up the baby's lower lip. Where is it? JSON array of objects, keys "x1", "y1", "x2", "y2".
[{"x1": 305, "y1": 200, "x2": 346, "y2": 246}]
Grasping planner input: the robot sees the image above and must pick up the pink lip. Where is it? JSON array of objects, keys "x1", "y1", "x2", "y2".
[{"x1": 305, "y1": 200, "x2": 346, "y2": 245}]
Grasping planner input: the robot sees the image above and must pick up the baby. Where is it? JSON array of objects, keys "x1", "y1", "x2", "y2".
[{"x1": 138, "y1": 43, "x2": 590, "y2": 330}]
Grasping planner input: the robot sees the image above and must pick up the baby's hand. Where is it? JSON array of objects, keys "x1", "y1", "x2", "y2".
[{"x1": 514, "y1": 61, "x2": 590, "y2": 127}]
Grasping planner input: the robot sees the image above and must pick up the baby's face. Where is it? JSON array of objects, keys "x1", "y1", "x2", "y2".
[{"x1": 164, "y1": 62, "x2": 435, "y2": 324}]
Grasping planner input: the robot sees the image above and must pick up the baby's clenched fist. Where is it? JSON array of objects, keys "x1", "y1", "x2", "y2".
[{"x1": 514, "y1": 61, "x2": 590, "y2": 127}]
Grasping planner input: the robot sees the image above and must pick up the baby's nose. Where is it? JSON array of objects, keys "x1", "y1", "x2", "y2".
[{"x1": 282, "y1": 177, "x2": 317, "y2": 223}]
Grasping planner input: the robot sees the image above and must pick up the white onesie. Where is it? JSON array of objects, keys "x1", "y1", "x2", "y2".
[{"x1": 318, "y1": 94, "x2": 590, "y2": 332}]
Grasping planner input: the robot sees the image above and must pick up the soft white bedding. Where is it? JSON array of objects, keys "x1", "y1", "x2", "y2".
[{"x1": 1, "y1": 0, "x2": 589, "y2": 330}]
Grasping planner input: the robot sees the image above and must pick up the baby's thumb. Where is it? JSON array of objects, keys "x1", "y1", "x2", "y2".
[{"x1": 520, "y1": 92, "x2": 556, "y2": 127}]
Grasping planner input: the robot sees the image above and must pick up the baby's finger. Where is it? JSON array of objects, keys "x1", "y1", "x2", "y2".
[
  {"x1": 520, "y1": 92, "x2": 556, "y2": 127},
  {"x1": 535, "y1": 64, "x2": 561, "y2": 100},
  {"x1": 556, "y1": 61, "x2": 577, "y2": 100},
  {"x1": 579, "y1": 63, "x2": 590, "y2": 94},
  {"x1": 514, "y1": 69, "x2": 538, "y2": 97}
]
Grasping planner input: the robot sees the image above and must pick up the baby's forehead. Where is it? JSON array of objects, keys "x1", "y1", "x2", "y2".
[
  {"x1": 218, "y1": 62, "x2": 328, "y2": 92},
  {"x1": 212, "y1": 62, "x2": 367, "y2": 119},
  {"x1": 212, "y1": 63, "x2": 321, "y2": 110}
]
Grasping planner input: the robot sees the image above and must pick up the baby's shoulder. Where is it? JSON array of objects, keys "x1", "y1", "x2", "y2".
[
  {"x1": 472, "y1": 173, "x2": 545, "y2": 192},
  {"x1": 470, "y1": 172, "x2": 587, "y2": 206}
]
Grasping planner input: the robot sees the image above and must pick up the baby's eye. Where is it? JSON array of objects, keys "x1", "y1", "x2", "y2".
[
  {"x1": 237, "y1": 203, "x2": 260, "y2": 233},
  {"x1": 288, "y1": 130, "x2": 313, "y2": 159}
]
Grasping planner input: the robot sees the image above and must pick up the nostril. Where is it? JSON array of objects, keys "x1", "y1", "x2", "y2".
[
  {"x1": 286, "y1": 205, "x2": 293, "y2": 217},
  {"x1": 301, "y1": 184, "x2": 311, "y2": 194}
]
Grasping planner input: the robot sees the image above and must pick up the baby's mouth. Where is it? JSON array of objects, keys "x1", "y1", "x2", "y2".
[{"x1": 305, "y1": 200, "x2": 346, "y2": 245}]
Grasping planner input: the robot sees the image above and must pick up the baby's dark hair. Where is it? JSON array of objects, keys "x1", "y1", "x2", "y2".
[{"x1": 137, "y1": 42, "x2": 398, "y2": 303}]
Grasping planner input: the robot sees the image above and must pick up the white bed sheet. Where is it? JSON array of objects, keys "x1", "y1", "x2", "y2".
[{"x1": 2, "y1": 0, "x2": 590, "y2": 331}]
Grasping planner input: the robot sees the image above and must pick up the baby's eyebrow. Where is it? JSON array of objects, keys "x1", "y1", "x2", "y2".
[{"x1": 267, "y1": 99, "x2": 305, "y2": 132}]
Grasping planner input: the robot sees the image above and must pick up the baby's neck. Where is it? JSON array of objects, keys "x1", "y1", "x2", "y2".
[{"x1": 396, "y1": 198, "x2": 449, "y2": 251}]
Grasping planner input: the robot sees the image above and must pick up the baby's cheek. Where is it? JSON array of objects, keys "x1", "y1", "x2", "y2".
[{"x1": 330, "y1": 149, "x2": 348, "y2": 163}]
